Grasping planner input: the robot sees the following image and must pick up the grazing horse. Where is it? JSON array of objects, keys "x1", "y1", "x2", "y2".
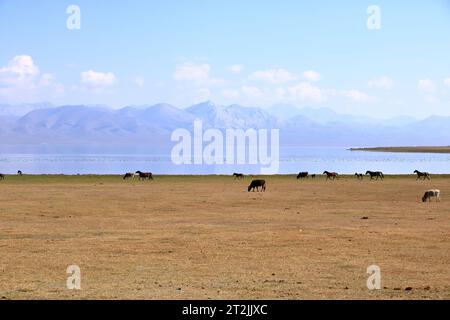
[
  {"x1": 355, "y1": 173, "x2": 364, "y2": 180},
  {"x1": 123, "y1": 173, "x2": 133, "y2": 180},
  {"x1": 0, "y1": 174, "x2": 5, "y2": 180},
  {"x1": 422, "y1": 189, "x2": 440, "y2": 202},
  {"x1": 323, "y1": 171, "x2": 338, "y2": 180},
  {"x1": 414, "y1": 170, "x2": 431, "y2": 180},
  {"x1": 17, "y1": 170, "x2": 23, "y2": 176},
  {"x1": 248, "y1": 179, "x2": 266, "y2": 192},
  {"x1": 135, "y1": 171, "x2": 153, "y2": 180},
  {"x1": 233, "y1": 173, "x2": 244, "y2": 180},
  {"x1": 365, "y1": 171, "x2": 384, "y2": 180},
  {"x1": 311, "y1": 174, "x2": 316, "y2": 179},
  {"x1": 297, "y1": 172, "x2": 309, "y2": 180}
]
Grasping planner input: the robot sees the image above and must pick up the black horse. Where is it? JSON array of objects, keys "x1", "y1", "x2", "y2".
[
  {"x1": 297, "y1": 172, "x2": 309, "y2": 179},
  {"x1": 248, "y1": 180, "x2": 266, "y2": 192},
  {"x1": 123, "y1": 173, "x2": 133, "y2": 180},
  {"x1": 365, "y1": 171, "x2": 384, "y2": 180},
  {"x1": 233, "y1": 173, "x2": 244, "y2": 180},
  {"x1": 414, "y1": 170, "x2": 431, "y2": 180},
  {"x1": 0, "y1": 174, "x2": 5, "y2": 180},
  {"x1": 355, "y1": 173, "x2": 363, "y2": 180}
]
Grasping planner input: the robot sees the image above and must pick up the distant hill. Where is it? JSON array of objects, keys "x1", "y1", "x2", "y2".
[{"x1": 1, "y1": 101, "x2": 449, "y2": 146}]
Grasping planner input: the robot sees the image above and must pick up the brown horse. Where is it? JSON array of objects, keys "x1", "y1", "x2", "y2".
[
  {"x1": 0, "y1": 174, "x2": 5, "y2": 180},
  {"x1": 135, "y1": 171, "x2": 153, "y2": 180},
  {"x1": 248, "y1": 179, "x2": 266, "y2": 192},
  {"x1": 414, "y1": 170, "x2": 431, "y2": 180},
  {"x1": 296, "y1": 172, "x2": 309, "y2": 179},
  {"x1": 323, "y1": 171, "x2": 338, "y2": 180}
]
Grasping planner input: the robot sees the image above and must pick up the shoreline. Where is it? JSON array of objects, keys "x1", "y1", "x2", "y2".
[
  {"x1": 1, "y1": 173, "x2": 450, "y2": 179},
  {"x1": 349, "y1": 146, "x2": 450, "y2": 154}
]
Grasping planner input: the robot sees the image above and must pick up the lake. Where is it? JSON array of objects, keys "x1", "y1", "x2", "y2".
[{"x1": 1, "y1": 145, "x2": 450, "y2": 175}]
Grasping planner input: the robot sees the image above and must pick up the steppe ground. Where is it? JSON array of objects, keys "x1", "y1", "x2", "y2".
[{"x1": 0, "y1": 174, "x2": 449, "y2": 299}]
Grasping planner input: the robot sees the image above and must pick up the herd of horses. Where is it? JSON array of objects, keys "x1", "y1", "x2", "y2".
[
  {"x1": 0, "y1": 169, "x2": 441, "y2": 202},
  {"x1": 237, "y1": 170, "x2": 440, "y2": 201},
  {"x1": 295, "y1": 170, "x2": 431, "y2": 181},
  {"x1": 123, "y1": 171, "x2": 153, "y2": 180}
]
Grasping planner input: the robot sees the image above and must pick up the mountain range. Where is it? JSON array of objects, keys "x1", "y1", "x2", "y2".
[{"x1": 1, "y1": 101, "x2": 449, "y2": 147}]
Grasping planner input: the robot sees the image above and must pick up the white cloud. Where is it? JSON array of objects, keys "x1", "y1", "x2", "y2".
[
  {"x1": 0, "y1": 55, "x2": 39, "y2": 89},
  {"x1": 424, "y1": 95, "x2": 439, "y2": 104},
  {"x1": 249, "y1": 68, "x2": 297, "y2": 84},
  {"x1": 174, "y1": 62, "x2": 210, "y2": 81},
  {"x1": 80, "y1": 70, "x2": 117, "y2": 89},
  {"x1": 241, "y1": 85, "x2": 264, "y2": 98},
  {"x1": 221, "y1": 88, "x2": 240, "y2": 99},
  {"x1": 194, "y1": 88, "x2": 211, "y2": 103},
  {"x1": 417, "y1": 79, "x2": 438, "y2": 104},
  {"x1": 173, "y1": 61, "x2": 223, "y2": 86},
  {"x1": 340, "y1": 89, "x2": 372, "y2": 102},
  {"x1": 368, "y1": 76, "x2": 394, "y2": 89},
  {"x1": 275, "y1": 87, "x2": 286, "y2": 98},
  {"x1": 286, "y1": 82, "x2": 326, "y2": 103},
  {"x1": 303, "y1": 70, "x2": 321, "y2": 82},
  {"x1": 417, "y1": 79, "x2": 436, "y2": 93},
  {"x1": 228, "y1": 64, "x2": 243, "y2": 74},
  {"x1": 132, "y1": 76, "x2": 145, "y2": 88},
  {"x1": 0, "y1": 55, "x2": 63, "y2": 100},
  {"x1": 444, "y1": 78, "x2": 450, "y2": 87}
]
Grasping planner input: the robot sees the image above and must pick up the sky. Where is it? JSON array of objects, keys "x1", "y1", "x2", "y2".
[{"x1": 0, "y1": 0, "x2": 450, "y2": 118}]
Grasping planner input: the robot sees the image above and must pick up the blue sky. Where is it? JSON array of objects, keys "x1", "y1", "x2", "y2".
[{"x1": 1, "y1": 0, "x2": 450, "y2": 118}]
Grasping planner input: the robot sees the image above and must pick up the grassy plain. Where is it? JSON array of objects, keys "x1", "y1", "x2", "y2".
[{"x1": 0, "y1": 174, "x2": 449, "y2": 299}]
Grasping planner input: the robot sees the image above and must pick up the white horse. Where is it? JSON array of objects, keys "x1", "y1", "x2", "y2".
[{"x1": 422, "y1": 189, "x2": 440, "y2": 202}]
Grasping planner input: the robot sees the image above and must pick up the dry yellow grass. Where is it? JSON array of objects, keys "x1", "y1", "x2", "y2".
[{"x1": 0, "y1": 174, "x2": 449, "y2": 299}]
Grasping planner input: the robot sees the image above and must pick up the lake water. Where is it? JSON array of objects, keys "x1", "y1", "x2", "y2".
[{"x1": 1, "y1": 145, "x2": 449, "y2": 175}]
